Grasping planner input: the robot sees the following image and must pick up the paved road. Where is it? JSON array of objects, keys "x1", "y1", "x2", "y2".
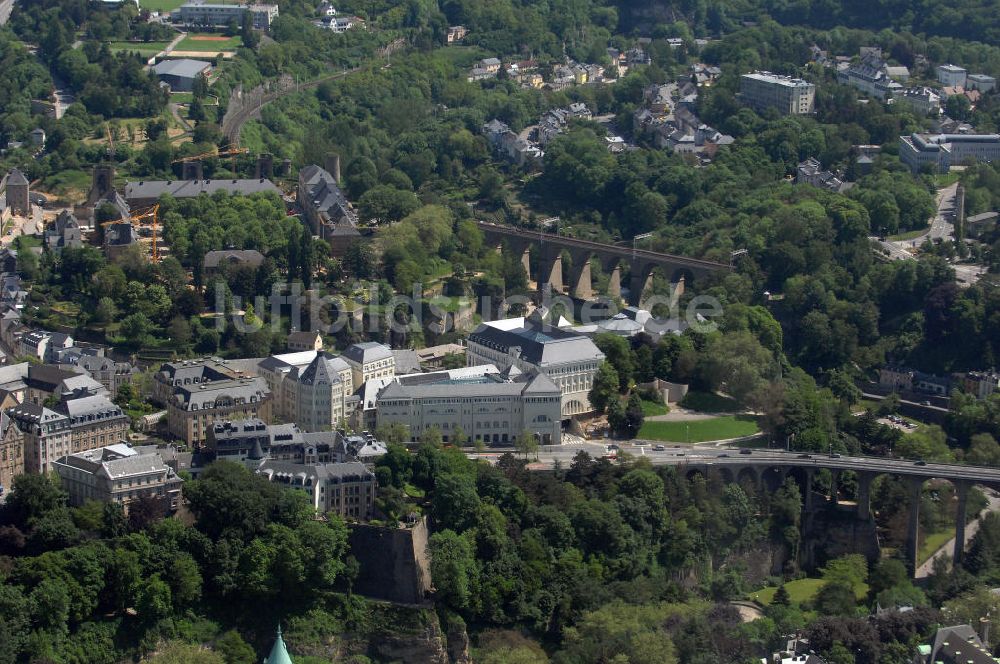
[
  {"x1": 874, "y1": 183, "x2": 959, "y2": 260},
  {"x1": 915, "y1": 490, "x2": 1000, "y2": 578}
]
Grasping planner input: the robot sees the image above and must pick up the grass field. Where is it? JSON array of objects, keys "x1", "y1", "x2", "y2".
[
  {"x1": 39, "y1": 169, "x2": 92, "y2": 202},
  {"x1": 752, "y1": 578, "x2": 869, "y2": 607},
  {"x1": 107, "y1": 40, "x2": 170, "y2": 56},
  {"x1": 919, "y1": 529, "x2": 953, "y2": 564},
  {"x1": 139, "y1": 0, "x2": 186, "y2": 11},
  {"x1": 637, "y1": 415, "x2": 759, "y2": 443},
  {"x1": 679, "y1": 391, "x2": 739, "y2": 413},
  {"x1": 888, "y1": 228, "x2": 928, "y2": 241},
  {"x1": 641, "y1": 400, "x2": 669, "y2": 416},
  {"x1": 176, "y1": 34, "x2": 242, "y2": 52}
]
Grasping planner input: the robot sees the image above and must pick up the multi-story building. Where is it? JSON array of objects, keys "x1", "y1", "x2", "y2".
[
  {"x1": 836, "y1": 54, "x2": 902, "y2": 100},
  {"x1": 152, "y1": 357, "x2": 246, "y2": 407},
  {"x1": 896, "y1": 87, "x2": 942, "y2": 116},
  {"x1": 297, "y1": 164, "x2": 359, "y2": 254},
  {"x1": 0, "y1": 412, "x2": 24, "y2": 495},
  {"x1": 936, "y1": 64, "x2": 968, "y2": 88},
  {"x1": 466, "y1": 310, "x2": 605, "y2": 416},
  {"x1": 961, "y1": 371, "x2": 1000, "y2": 399},
  {"x1": 739, "y1": 72, "x2": 815, "y2": 115},
  {"x1": 60, "y1": 394, "x2": 129, "y2": 454},
  {"x1": 58, "y1": 351, "x2": 135, "y2": 396},
  {"x1": 376, "y1": 364, "x2": 563, "y2": 445},
  {"x1": 967, "y1": 74, "x2": 997, "y2": 93},
  {"x1": 8, "y1": 403, "x2": 72, "y2": 474},
  {"x1": 52, "y1": 444, "x2": 183, "y2": 510},
  {"x1": 175, "y1": 1, "x2": 279, "y2": 29},
  {"x1": 899, "y1": 132, "x2": 1000, "y2": 173},
  {"x1": 207, "y1": 418, "x2": 299, "y2": 462},
  {"x1": 207, "y1": 417, "x2": 384, "y2": 465},
  {"x1": 286, "y1": 330, "x2": 323, "y2": 352},
  {"x1": 257, "y1": 460, "x2": 376, "y2": 519},
  {"x1": 166, "y1": 376, "x2": 272, "y2": 445},
  {"x1": 294, "y1": 351, "x2": 353, "y2": 432},
  {"x1": 342, "y1": 342, "x2": 395, "y2": 387},
  {"x1": 25, "y1": 364, "x2": 105, "y2": 406}
]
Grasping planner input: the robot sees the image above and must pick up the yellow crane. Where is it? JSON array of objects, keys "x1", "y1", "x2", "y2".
[
  {"x1": 100, "y1": 204, "x2": 162, "y2": 263},
  {"x1": 172, "y1": 147, "x2": 249, "y2": 175}
]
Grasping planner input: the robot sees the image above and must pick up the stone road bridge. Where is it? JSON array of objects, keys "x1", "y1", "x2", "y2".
[
  {"x1": 670, "y1": 450, "x2": 1000, "y2": 576},
  {"x1": 476, "y1": 221, "x2": 730, "y2": 305}
]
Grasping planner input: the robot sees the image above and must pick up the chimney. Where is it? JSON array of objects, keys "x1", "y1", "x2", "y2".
[{"x1": 325, "y1": 153, "x2": 341, "y2": 183}]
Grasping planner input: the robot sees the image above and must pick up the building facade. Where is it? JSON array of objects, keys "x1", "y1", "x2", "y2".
[
  {"x1": 739, "y1": 72, "x2": 815, "y2": 115},
  {"x1": 8, "y1": 403, "x2": 72, "y2": 474},
  {"x1": 0, "y1": 412, "x2": 23, "y2": 495},
  {"x1": 899, "y1": 132, "x2": 1000, "y2": 173},
  {"x1": 466, "y1": 311, "x2": 605, "y2": 416},
  {"x1": 52, "y1": 444, "x2": 183, "y2": 510},
  {"x1": 257, "y1": 460, "x2": 376, "y2": 519},
  {"x1": 376, "y1": 365, "x2": 563, "y2": 445},
  {"x1": 175, "y1": 2, "x2": 278, "y2": 29},
  {"x1": 297, "y1": 164, "x2": 359, "y2": 254},
  {"x1": 152, "y1": 357, "x2": 246, "y2": 407},
  {"x1": 936, "y1": 64, "x2": 968, "y2": 88},
  {"x1": 342, "y1": 342, "x2": 395, "y2": 387},
  {"x1": 166, "y1": 377, "x2": 273, "y2": 445}
]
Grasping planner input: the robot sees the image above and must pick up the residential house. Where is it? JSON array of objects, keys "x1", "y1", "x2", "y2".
[
  {"x1": 896, "y1": 87, "x2": 941, "y2": 116},
  {"x1": 287, "y1": 330, "x2": 323, "y2": 352},
  {"x1": 44, "y1": 210, "x2": 83, "y2": 252},
  {"x1": 257, "y1": 460, "x2": 376, "y2": 519},
  {"x1": 936, "y1": 64, "x2": 968, "y2": 88},
  {"x1": 836, "y1": 52, "x2": 903, "y2": 100},
  {"x1": 203, "y1": 249, "x2": 265, "y2": 275},
  {"x1": 446, "y1": 25, "x2": 468, "y2": 43},
  {"x1": 961, "y1": 371, "x2": 1000, "y2": 399},
  {"x1": 796, "y1": 158, "x2": 850, "y2": 193},
  {"x1": 53, "y1": 443, "x2": 183, "y2": 510}
]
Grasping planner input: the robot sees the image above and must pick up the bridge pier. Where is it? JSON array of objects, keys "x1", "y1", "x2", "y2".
[
  {"x1": 906, "y1": 477, "x2": 924, "y2": 577},
  {"x1": 521, "y1": 247, "x2": 531, "y2": 280},
  {"x1": 540, "y1": 254, "x2": 563, "y2": 296},
  {"x1": 856, "y1": 471, "x2": 874, "y2": 520},
  {"x1": 629, "y1": 271, "x2": 655, "y2": 307},
  {"x1": 608, "y1": 265, "x2": 621, "y2": 299},
  {"x1": 954, "y1": 481, "x2": 970, "y2": 566},
  {"x1": 829, "y1": 469, "x2": 840, "y2": 504},
  {"x1": 803, "y1": 469, "x2": 814, "y2": 511},
  {"x1": 571, "y1": 260, "x2": 593, "y2": 300}
]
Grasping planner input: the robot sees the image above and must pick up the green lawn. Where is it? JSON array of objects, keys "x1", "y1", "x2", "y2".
[
  {"x1": 919, "y1": 529, "x2": 953, "y2": 564},
  {"x1": 176, "y1": 34, "x2": 242, "y2": 52},
  {"x1": 637, "y1": 415, "x2": 759, "y2": 443},
  {"x1": 640, "y1": 400, "x2": 669, "y2": 416},
  {"x1": 107, "y1": 40, "x2": 170, "y2": 56},
  {"x1": 679, "y1": 391, "x2": 739, "y2": 413},
  {"x1": 139, "y1": 0, "x2": 186, "y2": 11},
  {"x1": 888, "y1": 227, "x2": 928, "y2": 241},
  {"x1": 170, "y1": 92, "x2": 195, "y2": 103},
  {"x1": 752, "y1": 578, "x2": 869, "y2": 607}
]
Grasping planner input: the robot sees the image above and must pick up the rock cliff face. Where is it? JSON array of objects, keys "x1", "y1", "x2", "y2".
[{"x1": 366, "y1": 607, "x2": 471, "y2": 664}]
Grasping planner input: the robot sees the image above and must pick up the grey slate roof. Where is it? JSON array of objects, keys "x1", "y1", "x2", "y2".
[
  {"x1": 152, "y1": 58, "x2": 210, "y2": 79},
  {"x1": 172, "y1": 377, "x2": 270, "y2": 410},
  {"x1": 203, "y1": 249, "x2": 266, "y2": 269},
  {"x1": 379, "y1": 368, "x2": 558, "y2": 400},
  {"x1": 468, "y1": 317, "x2": 604, "y2": 367},
  {"x1": 299, "y1": 164, "x2": 357, "y2": 226},
  {"x1": 258, "y1": 459, "x2": 374, "y2": 483},
  {"x1": 58, "y1": 394, "x2": 125, "y2": 423},
  {"x1": 124, "y1": 178, "x2": 281, "y2": 203},
  {"x1": 298, "y1": 351, "x2": 349, "y2": 385},
  {"x1": 5, "y1": 169, "x2": 27, "y2": 186},
  {"x1": 342, "y1": 341, "x2": 393, "y2": 365},
  {"x1": 392, "y1": 349, "x2": 421, "y2": 374}
]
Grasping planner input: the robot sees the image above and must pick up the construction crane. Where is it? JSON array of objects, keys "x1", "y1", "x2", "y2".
[
  {"x1": 172, "y1": 147, "x2": 249, "y2": 176},
  {"x1": 100, "y1": 204, "x2": 162, "y2": 263}
]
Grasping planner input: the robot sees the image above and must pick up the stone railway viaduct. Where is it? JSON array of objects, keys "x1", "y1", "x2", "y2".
[
  {"x1": 476, "y1": 222, "x2": 731, "y2": 305},
  {"x1": 669, "y1": 452, "x2": 1000, "y2": 576}
]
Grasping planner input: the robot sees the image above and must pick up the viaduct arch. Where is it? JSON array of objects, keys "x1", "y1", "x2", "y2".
[{"x1": 477, "y1": 221, "x2": 730, "y2": 305}]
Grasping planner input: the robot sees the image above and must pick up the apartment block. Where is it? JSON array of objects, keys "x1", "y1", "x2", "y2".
[{"x1": 739, "y1": 72, "x2": 815, "y2": 115}]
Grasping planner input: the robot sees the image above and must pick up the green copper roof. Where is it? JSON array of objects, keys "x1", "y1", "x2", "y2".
[{"x1": 265, "y1": 626, "x2": 293, "y2": 664}]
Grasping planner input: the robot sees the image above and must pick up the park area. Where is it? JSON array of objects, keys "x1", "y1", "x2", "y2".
[
  {"x1": 107, "y1": 40, "x2": 172, "y2": 56},
  {"x1": 751, "y1": 578, "x2": 869, "y2": 607},
  {"x1": 636, "y1": 415, "x2": 760, "y2": 443},
  {"x1": 175, "y1": 34, "x2": 242, "y2": 53}
]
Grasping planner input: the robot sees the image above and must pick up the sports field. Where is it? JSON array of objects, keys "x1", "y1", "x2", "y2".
[
  {"x1": 139, "y1": 0, "x2": 186, "y2": 11},
  {"x1": 176, "y1": 34, "x2": 242, "y2": 52},
  {"x1": 107, "y1": 40, "x2": 171, "y2": 56}
]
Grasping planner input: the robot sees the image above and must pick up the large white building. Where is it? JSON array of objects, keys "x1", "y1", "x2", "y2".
[
  {"x1": 936, "y1": 64, "x2": 968, "y2": 88},
  {"x1": 466, "y1": 310, "x2": 605, "y2": 416},
  {"x1": 836, "y1": 54, "x2": 903, "y2": 101},
  {"x1": 376, "y1": 365, "x2": 563, "y2": 445},
  {"x1": 341, "y1": 342, "x2": 395, "y2": 389},
  {"x1": 899, "y1": 132, "x2": 1000, "y2": 173},
  {"x1": 739, "y1": 72, "x2": 815, "y2": 115},
  {"x1": 175, "y1": 1, "x2": 278, "y2": 29}
]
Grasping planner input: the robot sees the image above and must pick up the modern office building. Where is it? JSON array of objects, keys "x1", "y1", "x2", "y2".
[
  {"x1": 52, "y1": 444, "x2": 183, "y2": 510},
  {"x1": 466, "y1": 309, "x2": 605, "y2": 416},
  {"x1": 899, "y1": 132, "x2": 1000, "y2": 173},
  {"x1": 739, "y1": 72, "x2": 815, "y2": 115},
  {"x1": 376, "y1": 364, "x2": 563, "y2": 445}
]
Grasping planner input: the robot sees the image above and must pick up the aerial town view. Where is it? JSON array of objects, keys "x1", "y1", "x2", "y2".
[{"x1": 5, "y1": 0, "x2": 1000, "y2": 661}]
